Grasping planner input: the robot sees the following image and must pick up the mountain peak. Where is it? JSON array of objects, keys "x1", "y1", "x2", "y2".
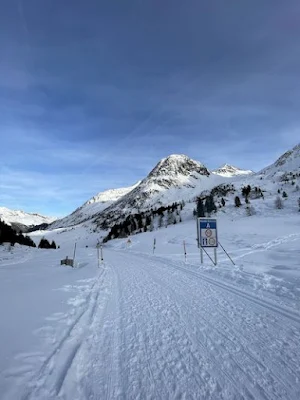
[
  {"x1": 148, "y1": 154, "x2": 209, "y2": 179},
  {"x1": 213, "y1": 164, "x2": 253, "y2": 177}
]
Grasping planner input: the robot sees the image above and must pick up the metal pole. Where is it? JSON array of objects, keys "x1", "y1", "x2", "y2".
[
  {"x1": 200, "y1": 246, "x2": 216, "y2": 266},
  {"x1": 153, "y1": 238, "x2": 156, "y2": 254},
  {"x1": 214, "y1": 247, "x2": 217, "y2": 265},
  {"x1": 97, "y1": 246, "x2": 100, "y2": 268},
  {"x1": 200, "y1": 247, "x2": 203, "y2": 264},
  {"x1": 218, "y1": 241, "x2": 235, "y2": 265}
]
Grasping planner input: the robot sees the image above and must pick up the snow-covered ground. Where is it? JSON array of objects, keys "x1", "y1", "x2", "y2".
[{"x1": 1, "y1": 193, "x2": 300, "y2": 399}]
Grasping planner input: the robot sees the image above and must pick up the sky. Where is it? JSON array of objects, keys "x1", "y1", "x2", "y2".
[{"x1": 1, "y1": 0, "x2": 300, "y2": 217}]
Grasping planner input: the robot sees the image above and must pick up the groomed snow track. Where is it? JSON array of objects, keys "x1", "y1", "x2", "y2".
[{"x1": 4, "y1": 249, "x2": 300, "y2": 400}]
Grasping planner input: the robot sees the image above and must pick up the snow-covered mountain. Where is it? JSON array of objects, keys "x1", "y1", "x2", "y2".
[
  {"x1": 48, "y1": 144, "x2": 300, "y2": 232},
  {"x1": 212, "y1": 164, "x2": 253, "y2": 177},
  {"x1": 50, "y1": 154, "x2": 225, "y2": 230},
  {"x1": 0, "y1": 207, "x2": 56, "y2": 230},
  {"x1": 259, "y1": 143, "x2": 300, "y2": 178},
  {"x1": 93, "y1": 154, "x2": 225, "y2": 228},
  {"x1": 51, "y1": 182, "x2": 140, "y2": 229}
]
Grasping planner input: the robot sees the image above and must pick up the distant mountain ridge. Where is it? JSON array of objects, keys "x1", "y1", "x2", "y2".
[
  {"x1": 0, "y1": 207, "x2": 56, "y2": 231},
  {"x1": 50, "y1": 182, "x2": 140, "y2": 229},
  {"x1": 212, "y1": 164, "x2": 253, "y2": 177}
]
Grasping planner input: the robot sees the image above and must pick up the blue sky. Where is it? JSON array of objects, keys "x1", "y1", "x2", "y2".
[{"x1": 1, "y1": 0, "x2": 300, "y2": 217}]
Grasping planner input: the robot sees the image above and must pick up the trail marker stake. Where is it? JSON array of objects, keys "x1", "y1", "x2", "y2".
[
  {"x1": 183, "y1": 240, "x2": 187, "y2": 263},
  {"x1": 153, "y1": 238, "x2": 156, "y2": 254},
  {"x1": 100, "y1": 245, "x2": 104, "y2": 263},
  {"x1": 96, "y1": 242, "x2": 103, "y2": 267}
]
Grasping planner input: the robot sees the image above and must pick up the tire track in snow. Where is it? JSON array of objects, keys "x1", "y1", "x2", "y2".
[
  {"x1": 172, "y1": 263, "x2": 300, "y2": 324},
  {"x1": 14, "y1": 266, "x2": 109, "y2": 400},
  {"x1": 217, "y1": 233, "x2": 300, "y2": 263},
  {"x1": 119, "y1": 253, "x2": 265, "y2": 399},
  {"x1": 109, "y1": 252, "x2": 239, "y2": 399},
  {"x1": 137, "y1": 267, "x2": 262, "y2": 399},
  {"x1": 75, "y1": 264, "x2": 123, "y2": 400},
  {"x1": 132, "y1": 249, "x2": 300, "y2": 325},
  {"x1": 136, "y1": 258, "x2": 294, "y2": 399},
  {"x1": 113, "y1": 265, "x2": 172, "y2": 399},
  {"x1": 113, "y1": 250, "x2": 300, "y2": 399}
]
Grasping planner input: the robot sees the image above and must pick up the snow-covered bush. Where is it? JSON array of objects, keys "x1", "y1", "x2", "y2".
[
  {"x1": 275, "y1": 196, "x2": 284, "y2": 209},
  {"x1": 246, "y1": 205, "x2": 256, "y2": 216}
]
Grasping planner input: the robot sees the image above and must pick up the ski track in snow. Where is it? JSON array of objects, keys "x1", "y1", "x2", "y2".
[{"x1": 3, "y1": 246, "x2": 300, "y2": 400}]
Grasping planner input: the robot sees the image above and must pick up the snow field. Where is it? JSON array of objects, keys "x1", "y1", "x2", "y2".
[{"x1": 0, "y1": 189, "x2": 300, "y2": 399}]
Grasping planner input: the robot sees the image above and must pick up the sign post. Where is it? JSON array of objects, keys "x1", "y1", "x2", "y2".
[{"x1": 197, "y1": 217, "x2": 218, "y2": 265}]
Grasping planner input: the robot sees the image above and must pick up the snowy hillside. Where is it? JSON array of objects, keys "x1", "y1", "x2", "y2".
[
  {"x1": 0, "y1": 206, "x2": 56, "y2": 229},
  {"x1": 84, "y1": 183, "x2": 140, "y2": 206},
  {"x1": 1, "y1": 179, "x2": 300, "y2": 399},
  {"x1": 260, "y1": 142, "x2": 300, "y2": 178},
  {"x1": 212, "y1": 163, "x2": 253, "y2": 177},
  {"x1": 51, "y1": 183, "x2": 140, "y2": 229}
]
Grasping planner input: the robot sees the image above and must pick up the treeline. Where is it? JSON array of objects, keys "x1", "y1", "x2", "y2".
[
  {"x1": 234, "y1": 185, "x2": 264, "y2": 207},
  {"x1": 194, "y1": 184, "x2": 266, "y2": 217},
  {"x1": 0, "y1": 219, "x2": 36, "y2": 247},
  {"x1": 103, "y1": 201, "x2": 184, "y2": 242}
]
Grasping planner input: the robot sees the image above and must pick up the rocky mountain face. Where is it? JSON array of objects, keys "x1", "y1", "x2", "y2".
[
  {"x1": 93, "y1": 155, "x2": 218, "y2": 228},
  {"x1": 212, "y1": 164, "x2": 253, "y2": 177},
  {"x1": 0, "y1": 207, "x2": 56, "y2": 232}
]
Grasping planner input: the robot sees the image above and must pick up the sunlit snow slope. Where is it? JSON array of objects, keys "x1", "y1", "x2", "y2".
[{"x1": 0, "y1": 206, "x2": 56, "y2": 228}]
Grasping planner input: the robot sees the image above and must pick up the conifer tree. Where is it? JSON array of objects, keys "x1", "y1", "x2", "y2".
[
  {"x1": 235, "y1": 196, "x2": 241, "y2": 207},
  {"x1": 196, "y1": 198, "x2": 205, "y2": 217}
]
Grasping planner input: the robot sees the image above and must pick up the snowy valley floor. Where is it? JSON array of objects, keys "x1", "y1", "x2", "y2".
[{"x1": 1, "y1": 214, "x2": 300, "y2": 400}]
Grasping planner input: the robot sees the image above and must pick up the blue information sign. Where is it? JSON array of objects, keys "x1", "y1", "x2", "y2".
[{"x1": 198, "y1": 218, "x2": 218, "y2": 248}]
